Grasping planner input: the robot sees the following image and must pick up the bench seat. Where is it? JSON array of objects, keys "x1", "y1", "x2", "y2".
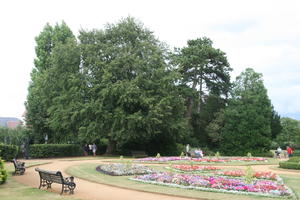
[{"x1": 35, "y1": 168, "x2": 76, "y2": 195}]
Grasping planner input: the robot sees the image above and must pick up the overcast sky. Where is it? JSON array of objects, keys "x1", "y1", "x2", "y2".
[{"x1": 0, "y1": 0, "x2": 300, "y2": 120}]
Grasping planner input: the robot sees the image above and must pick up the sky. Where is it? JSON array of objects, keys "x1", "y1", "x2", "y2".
[{"x1": 0, "y1": 0, "x2": 300, "y2": 120}]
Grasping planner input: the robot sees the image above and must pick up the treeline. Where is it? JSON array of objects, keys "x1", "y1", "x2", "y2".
[{"x1": 23, "y1": 17, "x2": 299, "y2": 156}]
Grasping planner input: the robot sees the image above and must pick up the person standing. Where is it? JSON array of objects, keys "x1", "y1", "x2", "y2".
[
  {"x1": 276, "y1": 147, "x2": 282, "y2": 158},
  {"x1": 84, "y1": 144, "x2": 89, "y2": 156},
  {"x1": 92, "y1": 143, "x2": 97, "y2": 156},
  {"x1": 186, "y1": 144, "x2": 190, "y2": 157},
  {"x1": 287, "y1": 146, "x2": 293, "y2": 158}
]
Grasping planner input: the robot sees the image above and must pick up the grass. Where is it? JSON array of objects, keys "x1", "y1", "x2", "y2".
[
  {"x1": 59, "y1": 155, "x2": 127, "y2": 161},
  {"x1": 66, "y1": 163, "x2": 292, "y2": 200},
  {"x1": 0, "y1": 161, "x2": 79, "y2": 200}
]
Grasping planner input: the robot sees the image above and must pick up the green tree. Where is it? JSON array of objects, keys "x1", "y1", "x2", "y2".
[
  {"x1": 276, "y1": 117, "x2": 300, "y2": 147},
  {"x1": 173, "y1": 37, "x2": 232, "y2": 119},
  {"x1": 79, "y1": 17, "x2": 188, "y2": 153},
  {"x1": 220, "y1": 68, "x2": 272, "y2": 155},
  {"x1": 25, "y1": 22, "x2": 76, "y2": 143},
  {"x1": 270, "y1": 107, "x2": 282, "y2": 139},
  {"x1": 46, "y1": 38, "x2": 82, "y2": 143}
]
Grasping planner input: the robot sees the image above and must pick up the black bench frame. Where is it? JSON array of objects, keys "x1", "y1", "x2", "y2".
[
  {"x1": 131, "y1": 150, "x2": 148, "y2": 158},
  {"x1": 12, "y1": 159, "x2": 25, "y2": 175},
  {"x1": 35, "y1": 168, "x2": 76, "y2": 195}
]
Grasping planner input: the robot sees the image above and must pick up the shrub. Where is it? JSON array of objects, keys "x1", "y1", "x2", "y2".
[
  {"x1": 279, "y1": 156, "x2": 300, "y2": 170},
  {"x1": 279, "y1": 161, "x2": 300, "y2": 170},
  {"x1": 29, "y1": 144, "x2": 82, "y2": 158},
  {"x1": 287, "y1": 156, "x2": 300, "y2": 162},
  {"x1": 253, "y1": 151, "x2": 274, "y2": 158},
  {"x1": 293, "y1": 150, "x2": 300, "y2": 157},
  {"x1": 0, "y1": 144, "x2": 18, "y2": 161},
  {"x1": 0, "y1": 157, "x2": 8, "y2": 184}
]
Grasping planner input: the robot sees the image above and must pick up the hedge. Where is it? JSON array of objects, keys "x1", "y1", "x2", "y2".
[
  {"x1": 293, "y1": 150, "x2": 300, "y2": 157},
  {"x1": 29, "y1": 144, "x2": 82, "y2": 158},
  {"x1": 0, "y1": 158, "x2": 7, "y2": 184},
  {"x1": 0, "y1": 144, "x2": 18, "y2": 161},
  {"x1": 279, "y1": 156, "x2": 300, "y2": 170}
]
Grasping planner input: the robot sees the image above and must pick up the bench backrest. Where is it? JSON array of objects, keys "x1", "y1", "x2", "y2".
[
  {"x1": 35, "y1": 168, "x2": 63, "y2": 184},
  {"x1": 12, "y1": 159, "x2": 21, "y2": 168}
]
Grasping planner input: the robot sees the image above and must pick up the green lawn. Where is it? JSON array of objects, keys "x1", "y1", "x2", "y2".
[
  {"x1": 0, "y1": 161, "x2": 79, "y2": 200},
  {"x1": 66, "y1": 163, "x2": 295, "y2": 200}
]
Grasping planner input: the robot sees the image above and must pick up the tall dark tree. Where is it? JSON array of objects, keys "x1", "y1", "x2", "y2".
[
  {"x1": 79, "y1": 17, "x2": 188, "y2": 153},
  {"x1": 270, "y1": 107, "x2": 282, "y2": 139},
  {"x1": 46, "y1": 38, "x2": 82, "y2": 143},
  {"x1": 220, "y1": 68, "x2": 273, "y2": 155},
  {"x1": 276, "y1": 117, "x2": 300, "y2": 147},
  {"x1": 173, "y1": 37, "x2": 232, "y2": 119},
  {"x1": 25, "y1": 22, "x2": 76, "y2": 143}
]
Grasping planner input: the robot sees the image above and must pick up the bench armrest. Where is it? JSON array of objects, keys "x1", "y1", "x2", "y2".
[{"x1": 65, "y1": 176, "x2": 75, "y2": 183}]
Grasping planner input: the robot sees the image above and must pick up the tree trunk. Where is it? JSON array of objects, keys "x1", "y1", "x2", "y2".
[
  {"x1": 186, "y1": 97, "x2": 193, "y2": 120},
  {"x1": 198, "y1": 73, "x2": 203, "y2": 113},
  {"x1": 105, "y1": 139, "x2": 117, "y2": 154}
]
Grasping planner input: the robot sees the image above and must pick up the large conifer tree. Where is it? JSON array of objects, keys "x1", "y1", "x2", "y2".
[{"x1": 220, "y1": 68, "x2": 272, "y2": 155}]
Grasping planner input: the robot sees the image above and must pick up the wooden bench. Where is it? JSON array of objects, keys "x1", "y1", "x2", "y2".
[
  {"x1": 131, "y1": 150, "x2": 148, "y2": 158},
  {"x1": 12, "y1": 159, "x2": 25, "y2": 175},
  {"x1": 35, "y1": 168, "x2": 76, "y2": 195}
]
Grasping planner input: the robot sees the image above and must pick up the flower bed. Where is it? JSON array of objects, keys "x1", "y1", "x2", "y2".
[
  {"x1": 96, "y1": 163, "x2": 154, "y2": 176},
  {"x1": 131, "y1": 172, "x2": 292, "y2": 197},
  {"x1": 135, "y1": 156, "x2": 189, "y2": 162},
  {"x1": 215, "y1": 170, "x2": 278, "y2": 180},
  {"x1": 191, "y1": 157, "x2": 267, "y2": 163},
  {"x1": 135, "y1": 156, "x2": 267, "y2": 163},
  {"x1": 171, "y1": 165, "x2": 219, "y2": 172}
]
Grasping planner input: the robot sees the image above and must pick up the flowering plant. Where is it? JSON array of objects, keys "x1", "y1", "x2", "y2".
[
  {"x1": 215, "y1": 170, "x2": 278, "y2": 180},
  {"x1": 131, "y1": 172, "x2": 292, "y2": 197},
  {"x1": 171, "y1": 165, "x2": 219, "y2": 172},
  {"x1": 135, "y1": 156, "x2": 267, "y2": 163},
  {"x1": 96, "y1": 163, "x2": 154, "y2": 176}
]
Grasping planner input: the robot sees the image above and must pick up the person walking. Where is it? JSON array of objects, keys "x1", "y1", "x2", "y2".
[
  {"x1": 92, "y1": 143, "x2": 97, "y2": 156},
  {"x1": 287, "y1": 146, "x2": 293, "y2": 158}
]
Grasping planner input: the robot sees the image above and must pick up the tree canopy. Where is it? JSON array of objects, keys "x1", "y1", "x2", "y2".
[
  {"x1": 24, "y1": 18, "x2": 292, "y2": 155},
  {"x1": 220, "y1": 68, "x2": 273, "y2": 155}
]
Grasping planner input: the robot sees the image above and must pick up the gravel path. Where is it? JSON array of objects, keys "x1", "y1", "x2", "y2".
[
  {"x1": 13, "y1": 159, "x2": 199, "y2": 200},
  {"x1": 13, "y1": 158, "x2": 300, "y2": 200}
]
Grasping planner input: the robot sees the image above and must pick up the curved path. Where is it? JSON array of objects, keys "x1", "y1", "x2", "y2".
[
  {"x1": 13, "y1": 158, "x2": 300, "y2": 200},
  {"x1": 13, "y1": 159, "x2": 200, "y2": 200}
]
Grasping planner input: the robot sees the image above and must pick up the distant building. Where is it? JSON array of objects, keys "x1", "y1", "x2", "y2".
[{"x1": 0, "y1": 117, "x2": 22, "y2": 129}]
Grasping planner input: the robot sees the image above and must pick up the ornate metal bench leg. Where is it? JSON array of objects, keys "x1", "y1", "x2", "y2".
[
  {"x1": 68, "y1": 184, "x2": 76, "y2": 194},
  {"x1": 61, "y1": 185, "x2": 64, "y2": 195},
  {"x1": 46, "y1": 180, "x2": 52, "y2": 189}
]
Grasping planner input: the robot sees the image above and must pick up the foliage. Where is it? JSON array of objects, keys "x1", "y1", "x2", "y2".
[
  {"x1": 244, "y1": 166, "x2": 254, "y2": 184},
  {"x1": 275, "y1": 117, "x2": 300, "y2": 147},
  {"x1": 220, "y1": 68, "x2": 273, "y2": 155},
  {"x1": 172, "y1": 38, "x2": 232, "y2": 147},
  {"x1": 25, "y1": 21, "x2": 77, "y2": 144},
  {"x1": 0, "y1": 126, "x2": 27, "y2": 146},
  {"x1": 29, "y1": 144, "x2": 81, "y2": 158},
  {"x1": 270, "y1": 107, "x2": 282, "y2": 139},
  {"x1": 78, "y1": 17, "x2": 188, "y2": 153},
  {"x1": 0, "y1": 157, "x2": 7, "y2": 184},
  {"x1": 252, "y1": 151, "x2": 274, "y2": 158},
  {"x1": 215, "y1": 151, "x2": 220, "y2": 158},
  {"x1": 0, "y1": 144, "x2": 18, "y2": 161},
  {"x1": 279, "y1": 157, "x2": 300, "y2": 170},
  {"x1": 287, "y1": 157, "x2": 300, "y2": 162}
]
